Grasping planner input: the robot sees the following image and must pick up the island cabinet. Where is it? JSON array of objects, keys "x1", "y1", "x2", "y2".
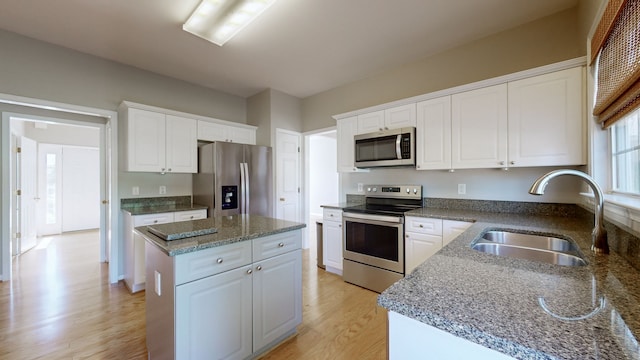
[
  {"x1": 120, "y1": 106, "x2": 198, "y2": 174},
  {"x1": 145, "y1": 229, "x2": 303, "y2": 360}
]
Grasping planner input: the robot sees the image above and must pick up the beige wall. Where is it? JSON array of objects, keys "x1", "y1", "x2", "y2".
[
  {"x1": 0, "y1": 29, "x2": 246, "y2": 123},
  {"x1": 247, "y1": 89, "x2": 302, "y2": 147},
  {"x1": 301, "y1": 7, "x2": 585, "y2": 132}
]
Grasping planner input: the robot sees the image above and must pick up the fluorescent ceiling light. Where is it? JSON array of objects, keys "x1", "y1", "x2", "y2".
[{"x1": 183, "y1": 0, "x2": 277, "y2": 46}]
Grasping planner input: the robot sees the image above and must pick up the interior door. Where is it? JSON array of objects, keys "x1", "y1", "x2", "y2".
[
  {"x1": 275, "y1": 129, "x2": 301, "y2": 222},
  {"x1": 17, "y1": 136, "x2": 38, "y2": 254},
  {"x1": 38, "y1": 144, "x2": 63, "y2": 235},
  {"x1": 62, "y1": 146, "x2": 100, "y2": 232}
]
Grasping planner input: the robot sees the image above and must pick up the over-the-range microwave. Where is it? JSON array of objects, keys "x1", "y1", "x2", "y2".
[{"x1": 354, "y1": 127, "x2": 415, "y2": 168}]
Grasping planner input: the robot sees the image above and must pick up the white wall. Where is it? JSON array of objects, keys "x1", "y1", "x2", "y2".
[{"x1": 309, "y1": 133, "x2": 338, "y2": 216}]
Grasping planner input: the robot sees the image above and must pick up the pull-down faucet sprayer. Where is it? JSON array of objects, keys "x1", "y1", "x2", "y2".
[{"x1": 529, "y1": 169, "x2": 609, "y2": 254}]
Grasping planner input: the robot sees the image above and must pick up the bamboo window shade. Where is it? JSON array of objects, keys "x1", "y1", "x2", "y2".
[{"x1": 590, "y1": 0, "x2": 640, "y2": 129}]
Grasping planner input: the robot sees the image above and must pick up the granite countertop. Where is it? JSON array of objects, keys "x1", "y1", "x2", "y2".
[
  {"x1": 136, "y1": 214, "x2": 306, "y2": 256},
  {"x1": 321, "y1": 202, "x2": 364, "y2": 210},
  {"x1": 378, "y1": 208, "x2": 640, "y2": 359},
  {"x1": 122, "y1": 203, "x2": 208, "y2": 216}
]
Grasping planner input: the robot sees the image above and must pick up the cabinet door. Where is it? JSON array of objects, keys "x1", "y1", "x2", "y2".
[
  {"x1": 252, "y1": 250, "x2": 302, "y2": 352},
  {"x1": 442, "y1": 220, "x2": 472, "y2": 246},
  {"x1": 337, "y1": 116, "x2": 367, "y2": 173},
  {"x1": 174, "y1": 209, "x2": 207, "y2": 222},
  {"x1": 452, "y1": 84, "x2": 508, "y2": 169},
  {"x1": 198, "y1": 120, "x2": 229, "y2": 142},
  {"x1": 175, "y1": 266, "x2": 253, "y2": 360},
  {"x1": 166, "y1": 115, "x2": 197, "y2": 173},
  {"x1": 323, "y1": 220, "x2": 343, "y2": 272},
  {"x1": 507, "y1": 67, "x2": 585, "y2": 167},
  {"x1": 227, "y1": 126, "x2": 256, "y2": 145},
  {"x1": 133, "y1": 212, "x2": 174, "y2": 226},
  {"x1": 405, "y1": 232, "x2": 442, "y2": 274},
  {"x1": 385, "y1": 104, "x2": 416, "y2": 129},
  {"x1": 416, "y1": 97, "x2": 452, "y2": 170},
  {"x1": 127, "y1": 108, "x2": 166, "y2": 172},
  {"x1": 357, "y1": 111, "x2": 385, "y2": 134}
]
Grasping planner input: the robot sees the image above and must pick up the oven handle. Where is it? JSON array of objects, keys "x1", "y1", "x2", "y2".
[{"x1": 343, "y1": 212, "x2": 404, "y2": 224}]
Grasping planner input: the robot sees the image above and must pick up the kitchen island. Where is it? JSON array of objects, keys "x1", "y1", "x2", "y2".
[
  {"x1": 136, "y1": 214, "x2": 306, "y2": 360},
  {"x1": 379, "y1": 205, "x2": 640, "y2": 359}
]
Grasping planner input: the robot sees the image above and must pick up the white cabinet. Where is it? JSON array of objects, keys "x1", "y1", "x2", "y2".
[
  {"x1": 322, "y1": 208, "x2": 343, "y2": 274},
  {"x1": 507, "y1": 67, "x2": 585, "y2": 167},
  {"x1": 443, "y1": 220, "x2": 472, "y2": 246},
  {"x1": 176, "y1": 265, "x2": 253, "y2": 360},
  {"x1": 337, "y1": 116, "x2": 369, "y2": 173},
  {"x1": 416, "y1": 96, "x2": 452, "y2": 170},
  {"x1": 357, "y1": 104, "x2": 417, "y2": 134},
  {"x1": 405, "y1": 217, "x2": 471, "y2": 274},
  {"x1": 121, "y1": 107, "x2": 198, "y2": 173},
  {"x1": 148, "y1": 229, "x2": 303, "y2": 360},
  {"x1": 123, "y1": 209, "x2": 206, "y2": 293},
  {"x1": 452, "y1": 84, "x2": 508, "y2": 169},
  {"x1": 197, "y1": 120, "x2": 257, "y2": 145}
]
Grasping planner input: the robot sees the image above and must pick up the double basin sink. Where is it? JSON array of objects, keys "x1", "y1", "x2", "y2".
[{"x1": 471, "y1": 230, "x2": 587, "y2": 267}]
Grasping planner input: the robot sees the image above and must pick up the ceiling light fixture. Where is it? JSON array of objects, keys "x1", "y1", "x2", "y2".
[{"x1": 183, "y1": 0, "x2": 277, "y2": 46}]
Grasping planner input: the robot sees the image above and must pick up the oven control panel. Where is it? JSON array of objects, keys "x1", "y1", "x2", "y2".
[{"x1": 364, "y1": 184, "x2": 422, "y2": 199}]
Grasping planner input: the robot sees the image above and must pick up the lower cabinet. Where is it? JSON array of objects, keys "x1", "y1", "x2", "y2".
[
  {"x1": 322, "y1": 208, "x2": 343, "y2": 275},
  {"x1": 146, "y1": 229, "x2": 303, "y2": 360},
  {"x1": 405, "y1": 217, "x2": 471, "y2": 274}
]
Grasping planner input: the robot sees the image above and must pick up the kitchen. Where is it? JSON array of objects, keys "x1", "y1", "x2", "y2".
[{"x1": 1, "y1": 0, "x2": 639, "y2": 359}]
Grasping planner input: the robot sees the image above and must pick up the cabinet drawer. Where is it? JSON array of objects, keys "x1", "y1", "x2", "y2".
[
  {"x1": 133, "y1": 212, "x2": 174, "y2": 227},
  {"x1": 405, "y1": 217, "x2": 442, "y2": 236},
  {"x1": 323, "y1": 208, "x2": 342, "y2": 222},
  {"x1": 175, "y1": 241, "x2": 252, "y2": 285},
  {"x1": 253, "y1": 230, "x2": 302, "y2": 262},
  {"x1": 174, "y1": 209, "x2": 207, "y2": 222}
]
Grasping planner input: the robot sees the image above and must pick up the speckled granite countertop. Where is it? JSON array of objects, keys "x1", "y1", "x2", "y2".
[
  {"x1": 379, "y1": 208, "x2": 640, "y2": 360},
  {"x1": 136, "y1": 214, "x2": 306, "y2": 256},
  {"x1": 121, "y1": 195, "x2": 208, "y2": 216},
  {"x1": 320, "y1": 202, "x2": 364, "y2": 209}
]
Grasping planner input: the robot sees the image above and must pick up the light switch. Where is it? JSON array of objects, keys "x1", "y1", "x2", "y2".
[
  {"x1": 458, "y1": 184, "x2": 466, "y2": 195},
  {"x1": 132, "y1": 186, "x2": 139, "y2": 195}
]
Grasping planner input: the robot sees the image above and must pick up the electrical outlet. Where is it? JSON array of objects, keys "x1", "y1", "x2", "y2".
[
  {"x1": 458, "y1": 184, "x2": 466, "y2": 195},
  {"x1": 159, "y1": 186, "x2": 167, "y2": 195},
  {"x1": 132, "y1": 186, "x2": 139, "y2": 195},
  {"x1": 357, "y1": 183, "x2": 363, "y2": 192}
]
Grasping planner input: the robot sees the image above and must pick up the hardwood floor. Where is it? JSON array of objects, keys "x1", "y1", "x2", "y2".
[{"x1": 0, "y1": 231, "x2": 387, "y2": 359}]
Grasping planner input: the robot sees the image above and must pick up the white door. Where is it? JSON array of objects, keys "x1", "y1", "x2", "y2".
[
  {"x1": 16, "y1": 136, "x2": 38, "y2": 254},
  {"x1": 38, "y1": 144, "x2": 63, "y2": 235},
  {"x1": 275, "y1": 129, "x2": 301, "y2": 222},
  {"x1": 62, "y1": 146, "x2": 100, "y2": 232}
]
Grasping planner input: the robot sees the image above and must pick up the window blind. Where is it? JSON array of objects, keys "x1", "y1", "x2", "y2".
[{"x1": 591, "y1": 0, "x2": 640, "y2": 129}]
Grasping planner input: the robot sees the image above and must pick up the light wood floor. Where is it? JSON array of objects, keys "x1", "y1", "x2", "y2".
[{"x1": 0, "y1": 231, "x2": 387, "y2": 359}]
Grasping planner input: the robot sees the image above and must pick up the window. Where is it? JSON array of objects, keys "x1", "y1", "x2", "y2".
[{"x1": 611, "y1": 108, "x2": 640, "y2": 195}]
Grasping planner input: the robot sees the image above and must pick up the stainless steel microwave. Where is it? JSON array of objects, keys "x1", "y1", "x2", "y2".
[{"x1": 354, "y1": 127, "x2": 415, "y2": 168}]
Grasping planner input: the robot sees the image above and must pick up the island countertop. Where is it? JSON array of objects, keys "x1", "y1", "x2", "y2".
[
  {"x1": 378, "y1": 208, "x2": 640, "y2": 360},
  {"x1": 136, "y1": 214, "x2": 306, "y2": 256}
]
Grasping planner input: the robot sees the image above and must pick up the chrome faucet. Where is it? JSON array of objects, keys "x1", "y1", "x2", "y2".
[{"x1": 529, "y1": 169, "x2": 609, "y2": 254}]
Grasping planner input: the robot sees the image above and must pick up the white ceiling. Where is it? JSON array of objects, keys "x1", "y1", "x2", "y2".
[{"x1": 0, "y1": 0, "x2": 578, "y2": 99}]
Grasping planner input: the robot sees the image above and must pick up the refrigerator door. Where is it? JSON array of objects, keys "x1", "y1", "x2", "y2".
[
  {"x1": 245, "y1": 145, "x2": 273, "y2": 217},
  {"x1": 216, "y1": 142, "x2": 245, "y2": 217}
]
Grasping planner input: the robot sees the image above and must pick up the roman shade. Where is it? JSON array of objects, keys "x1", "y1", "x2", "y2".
[{"x1": 590, "y1": 0, "x2": 640, "y2": 129}]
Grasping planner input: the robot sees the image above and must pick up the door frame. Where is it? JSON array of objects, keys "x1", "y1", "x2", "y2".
[{"x1": 0, "y1": 93, "x2": 119, "y2": 283}]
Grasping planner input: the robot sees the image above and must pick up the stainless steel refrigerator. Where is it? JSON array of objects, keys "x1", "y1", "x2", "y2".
[{"x1": 193, "y1": 142, "x2": 273, "y2": 218}]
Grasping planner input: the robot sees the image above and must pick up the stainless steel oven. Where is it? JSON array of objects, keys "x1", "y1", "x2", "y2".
[{"x1": 342, "y1": 185, "x2": 422, "y2": 293}]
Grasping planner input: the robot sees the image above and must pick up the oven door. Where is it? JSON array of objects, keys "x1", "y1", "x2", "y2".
[{"x1": 342, "y1": 212, "x2": 404, "y2": 274}]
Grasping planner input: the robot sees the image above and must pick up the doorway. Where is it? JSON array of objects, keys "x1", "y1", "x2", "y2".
[{"x1": 303, "y1": 128, "x2": 339, "y2": 256}]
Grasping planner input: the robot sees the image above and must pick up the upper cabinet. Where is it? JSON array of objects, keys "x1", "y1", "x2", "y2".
[
  {"x1": 507, "y1": 67, "x2": 585, "y2": 167},
  {"x1": 357, "y1": 104, "x2": 416, "y2": 134},
  {"x1": 197, "y1": 120, "x2": 256, "y2": 145},
  {"x1": 337, "y1": 116, "x2": 369, "y2": 173},
  {"x1": 451, "y1": 84, "x2": 508, "y2": 169},
  {"x1": 415, "y1": 66, "x2": 585, "y2": 171},
  {"x1": 121, "y1": 107, "x2": 197, "y2": 173}
]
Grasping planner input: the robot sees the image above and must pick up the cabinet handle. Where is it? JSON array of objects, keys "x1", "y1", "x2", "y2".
[
  {"x1": 246, "y1": 269, "x2": 253, "y2": 274},
  {"x1": 510, "y1": 161, "x2": 515, "y2": 165},
  {"x1": 256, "y1": 265, "x2": 262, "y2": 271},
  {"x1": 153, "y1": 220, "x2": 158, "y2": 224},
  {"x1": 217, "y1": 258, "x2": 223, "y2": 264},
  {"x1": 168, "y1": 168, "x2": 172, "y2": 172},
  {"x1": 339, "y1": 225, "x2": 342, "y2": 228},
  {"x1": 499, "y1": 161, "x2": 505, "y2": 165},
  {"x1": 278, "y1": 242, "x2": 285, "y2": 247},
  {"x1": 406, "y1": 235, "x2": 409, "y2": 238},
  {"x1": 419, "y1": 224, "x2": 423, "y2": 228},
  {"x1": 330, "y1": 214, "x2": 334, "y2": 217},
  {"x1": 190, "y1": 216, "x2": 194, "y2": 219}
]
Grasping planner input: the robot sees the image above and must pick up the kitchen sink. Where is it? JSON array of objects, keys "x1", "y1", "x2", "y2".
[{"x1": 471, "y1": 230, "x2": 587, "y2": 267}]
